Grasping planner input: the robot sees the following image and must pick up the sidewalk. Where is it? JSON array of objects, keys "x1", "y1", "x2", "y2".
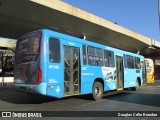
[{"x1": 144, "y1": 80, "x2": 160, "y2": 87}]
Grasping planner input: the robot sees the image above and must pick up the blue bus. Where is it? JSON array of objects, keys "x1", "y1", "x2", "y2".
[{"x1": 14, "y1": 29, "x2": 145, "y2": 101}]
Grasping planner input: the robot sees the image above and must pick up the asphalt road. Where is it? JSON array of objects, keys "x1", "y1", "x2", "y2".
[{"x1": 0, "y1": 81, "x2": 160, "y2": 119}]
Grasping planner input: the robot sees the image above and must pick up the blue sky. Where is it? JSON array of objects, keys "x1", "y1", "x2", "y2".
[{"x1": 63, "y1": 0, "x2": 160, "y2": 41}]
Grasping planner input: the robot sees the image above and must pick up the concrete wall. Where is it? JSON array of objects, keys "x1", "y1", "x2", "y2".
[{"x1": 0, "y1": 77, "x2": 14, "y2": 83}]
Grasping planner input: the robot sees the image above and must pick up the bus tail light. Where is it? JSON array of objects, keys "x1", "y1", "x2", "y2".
[{"x1": 37, "y1": 68, "x2": 42, "y2": 84}]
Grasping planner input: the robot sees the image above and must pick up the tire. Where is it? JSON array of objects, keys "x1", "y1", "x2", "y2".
[
  {"x1": 133, "y1": 80, "x2": 139, "y2": 91},
  {"x1": 92, "y1": 82, "x2": 103, "y2": 101}
]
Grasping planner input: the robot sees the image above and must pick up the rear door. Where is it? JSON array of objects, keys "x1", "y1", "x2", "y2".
[
  {"x1": 116, "y1": 56, "x2": 124, "y2": 89},
  {"x1": 64, "y1": 46, "x2": 80, "y2": 96}
]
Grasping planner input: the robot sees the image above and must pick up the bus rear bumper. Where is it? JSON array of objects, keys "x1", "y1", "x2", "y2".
[{"x1": 14, "y1": 82, "x2": 47, "y2": 95}]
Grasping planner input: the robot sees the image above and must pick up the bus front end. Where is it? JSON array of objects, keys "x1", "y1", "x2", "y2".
[
  {"x1": 14, "y1": 31, "x2": 46, "y2": 95},
  {"x1": 145, "y1": 58, "x2": 154, "y2": 84}
]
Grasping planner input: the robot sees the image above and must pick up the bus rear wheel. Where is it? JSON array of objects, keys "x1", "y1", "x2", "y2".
[
  {"x1": 133, "y1": 80, "x2": 139, "y2": 91},
  {"x1": 92, "y1": 82, "x2": 103, "y2": 101}
]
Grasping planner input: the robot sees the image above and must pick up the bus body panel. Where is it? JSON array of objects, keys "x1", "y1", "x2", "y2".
[{"x1": 123, "y1": 69, "x2": 136, "y2": 88}]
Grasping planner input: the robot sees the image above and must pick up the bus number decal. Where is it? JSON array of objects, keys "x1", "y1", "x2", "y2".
[
  {"x1": 69, "y1": 42, "x2": 75, "y2": 46},
  {"x1": 49, "y1": 65, "x2": 60, "y2": 69},
  {"x1": 49, "y1": 79, "x2": 58, "y2": 84},
  {"x1": 82, "y1": 73, "x2": 94, "y2": 76},
  {"x1": 82, "y1": 67, "x2": 87, "y2": 70}
]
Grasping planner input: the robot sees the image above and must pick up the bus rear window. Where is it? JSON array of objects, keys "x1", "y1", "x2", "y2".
[{"x1": 15, "y1": 32, "x2": 41, "y2": 64}]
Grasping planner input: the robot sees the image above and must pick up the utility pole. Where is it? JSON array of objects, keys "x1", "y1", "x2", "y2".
[
  {"x1": 158, "y1": 0, "x2": 160, "y2": 30},
  {"x1": 1, "y1": 53, "x2": 4, "y2": 86}
]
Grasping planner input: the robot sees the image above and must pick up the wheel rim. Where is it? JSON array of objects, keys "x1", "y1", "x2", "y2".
[{"x1": 95, "y1": 87, "x2": 101, "y2": 96}]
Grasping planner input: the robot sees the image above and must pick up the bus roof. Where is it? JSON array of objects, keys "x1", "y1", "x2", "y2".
[{"x1": 39, "y1": 29, "x2": 144, "y2": 59}]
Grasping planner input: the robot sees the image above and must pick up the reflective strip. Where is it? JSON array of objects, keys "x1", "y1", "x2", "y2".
[
  {"x1": 64, "y1": 81, "x2": 70, "y2": 87},
  {"x1": 64, "y1": 59, "x2": 70, "y2": 67}
]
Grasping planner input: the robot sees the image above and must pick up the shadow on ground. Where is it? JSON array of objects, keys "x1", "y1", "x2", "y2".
[
  {"x1": 1, "y1": 82, "x2": 160, "y2": 108},
  {"x1": 0, "y1": 84, "x2": 73, "y2": 104},
  {"x1": 103, "y1": 90, "x2": 160, "y2": 107}
]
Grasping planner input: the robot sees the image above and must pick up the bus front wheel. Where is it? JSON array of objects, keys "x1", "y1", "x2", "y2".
[{"x1": 92, "y1": 82, "x2": 103, "y2": 101}]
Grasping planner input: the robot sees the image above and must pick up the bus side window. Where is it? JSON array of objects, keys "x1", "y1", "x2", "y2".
[
  {"x1": 83, "y1": 45, "x2": 87, "y2": 65},
  {"x1": 108, "y1": 51, "x2": 115, "y2": 67},
  {"x1": 126, "y1": 55, "x2": 134, "y2": 69},
  {"x1": 135, "y1": 57, "x2": 140, "y2": 69},
  {"x1": 87, "y1": 47, "x2": 103, "y2": 66},
  {"x1": 88, "y1": 46, "x2": 96, "y2": 66},
  {"x1": 124, "y1": 55, "x2": 127, "y2": 68},
  {"x1": 104, "y1": 50, "x2": 109, "y2": 67},
  {"x1": 96, "y1": 48, "x2": 103, "y2": 66},
  {"x1": 49, "y1": 37, "x2": 60, "y2": 63}
]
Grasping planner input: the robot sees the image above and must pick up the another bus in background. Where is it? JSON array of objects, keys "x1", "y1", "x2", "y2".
[{"x1": 145, "y1": 58, "x2": 154, "y2": 83}]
